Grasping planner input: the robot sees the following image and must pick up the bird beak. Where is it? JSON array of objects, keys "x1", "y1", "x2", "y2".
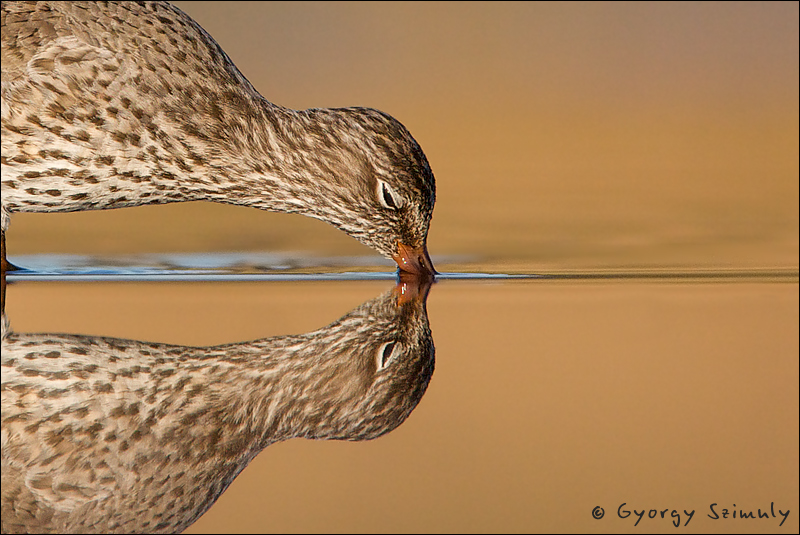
[{"x1": 392, "y1": 242, "x2": 437, "y2": 278}]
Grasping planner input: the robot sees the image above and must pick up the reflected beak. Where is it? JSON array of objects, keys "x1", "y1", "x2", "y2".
[
  {"x1": 392, "y1": 242, "x2": 437, "y2": 278},
  {"x1": 394, "y1": 269, "x2": 434, "y2": 306}
]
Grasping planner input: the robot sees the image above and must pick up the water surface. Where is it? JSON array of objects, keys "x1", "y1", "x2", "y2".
[{"x1": 4, "y1": 267, "x2": 797, "y2": 533}]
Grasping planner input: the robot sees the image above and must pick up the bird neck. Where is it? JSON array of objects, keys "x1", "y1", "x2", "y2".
[{"x1": 186, "y1": 102, "x2": 361, "y2": 219}]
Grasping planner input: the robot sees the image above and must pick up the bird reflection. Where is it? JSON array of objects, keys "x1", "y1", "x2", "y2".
[{"x1": 1, "y1": 276, "x2": 435, "y2": 534}]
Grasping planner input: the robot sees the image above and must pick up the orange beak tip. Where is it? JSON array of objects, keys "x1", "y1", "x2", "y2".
[{"x1": 392, "y1": 242, "x2": 436, "y2": 279}]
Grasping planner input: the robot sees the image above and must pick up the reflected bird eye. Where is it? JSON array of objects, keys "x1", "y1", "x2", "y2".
[{"x1": 377, "y1": 341, "x2": 397, "y2": 370}]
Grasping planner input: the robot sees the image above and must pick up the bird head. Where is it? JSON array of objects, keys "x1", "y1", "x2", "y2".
[{"x1": 288, "y1": 107, "x2": 437, "y2": 277}]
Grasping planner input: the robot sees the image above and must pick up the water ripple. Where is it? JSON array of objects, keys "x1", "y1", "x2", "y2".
[{"x1": 4, "y1": 253, "x2": 796, "y2": 283}]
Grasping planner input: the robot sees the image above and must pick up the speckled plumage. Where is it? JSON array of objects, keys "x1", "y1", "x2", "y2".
[
  {"x1": 1, "y1": 281, "x2": 434, "y2": 534},
  {"x1": 1, "y1": 0, "x2": 436, "y2": 266}
]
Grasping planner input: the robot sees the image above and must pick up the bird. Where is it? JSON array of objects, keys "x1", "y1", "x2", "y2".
[
  {"x1": 0, "y1": 1, "x2": 437, "y2": 277},
  {"x1": 0, "y1": 276, "x2": 435, "y2": 534}
]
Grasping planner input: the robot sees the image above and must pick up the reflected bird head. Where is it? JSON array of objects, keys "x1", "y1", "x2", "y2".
[{"x1": 270, "y1": 276, "x2": 435, "y2": 441}]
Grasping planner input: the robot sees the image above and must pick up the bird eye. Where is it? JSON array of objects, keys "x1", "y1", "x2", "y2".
[
  {"x1": 376, "y1": 341, "x2": 397, "y2": 370},
  {"x1": 377, "y1": 180, "x2": 404, "y2": 210}
]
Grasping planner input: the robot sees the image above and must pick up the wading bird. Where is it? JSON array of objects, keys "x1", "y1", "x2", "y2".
[{"x1": 1, "y1": 1, "x2": 436, "y2": 276}]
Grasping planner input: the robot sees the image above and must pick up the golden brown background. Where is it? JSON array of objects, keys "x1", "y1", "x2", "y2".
[
  {"x1": 4, "y1": 2, "x2": 798, "y2": 533},
  {"x1": 5, "y1": 1, "x2": 798, "y2": 271}
]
